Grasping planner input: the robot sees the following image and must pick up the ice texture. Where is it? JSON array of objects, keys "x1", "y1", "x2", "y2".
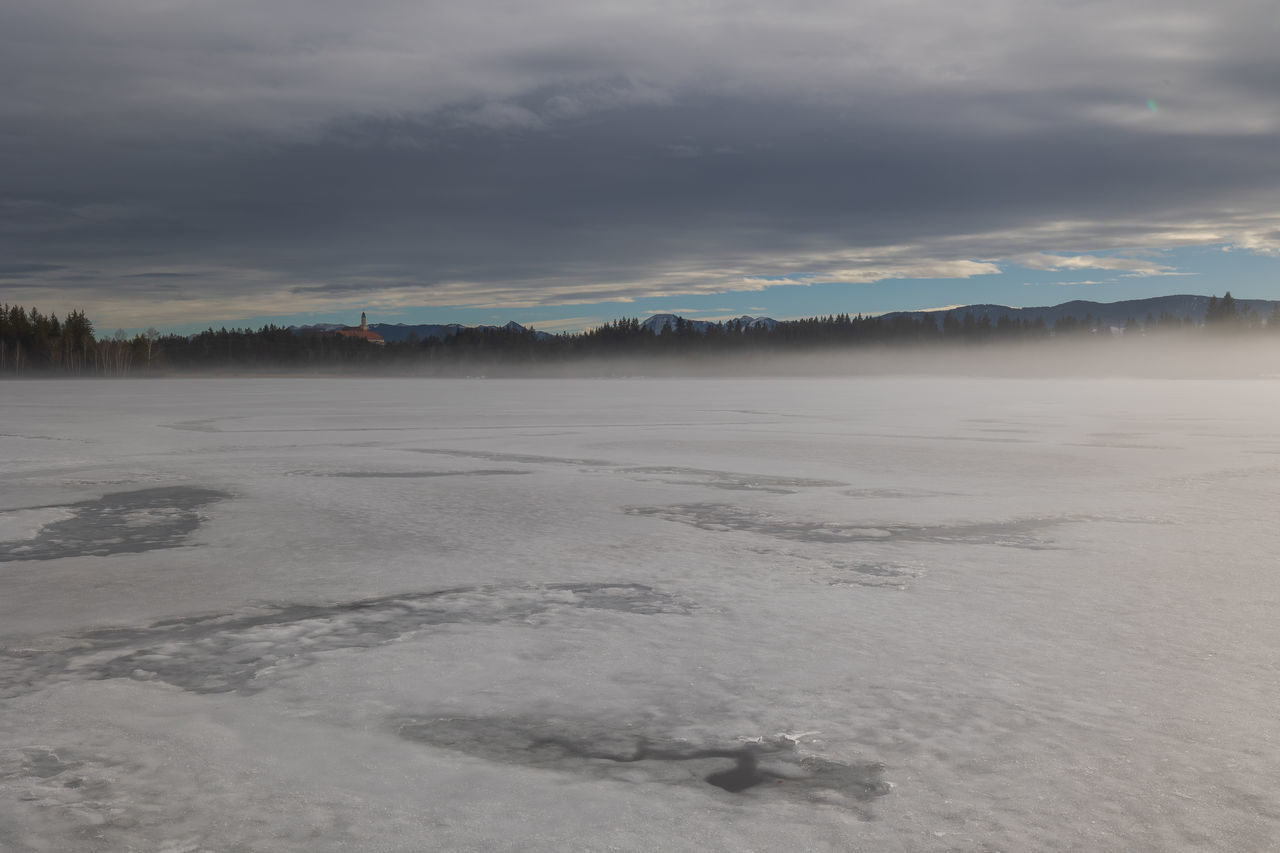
[
  {"x1": 2, "y1": 377, "x2": 1280, "y2": 852},
  {"x1": 0, "y1": 487, "x2": 229, "y2": 561}
]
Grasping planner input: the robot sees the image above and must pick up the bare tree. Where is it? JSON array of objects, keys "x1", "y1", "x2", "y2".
[{"x1": 144, "y1": 327, "x2": 159, "y2": 370}]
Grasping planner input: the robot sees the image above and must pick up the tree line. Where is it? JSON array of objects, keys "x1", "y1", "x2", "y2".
[
  {"x1": 2, "y1": 292, "x2": 1277, "y2": 376},
  {"x1": 1, "y1": 304, "x2": 105, "y2": 374}
]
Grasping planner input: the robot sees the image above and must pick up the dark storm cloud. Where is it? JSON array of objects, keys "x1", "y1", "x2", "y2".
[
  {"x1": 1, "y1": 0, "x2": 1277, "y2": 323},
  {"x1": 0, "y1": 263, "x2": 66, "y2": 277}
]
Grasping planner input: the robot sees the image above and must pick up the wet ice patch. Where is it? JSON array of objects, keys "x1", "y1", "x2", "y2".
[
  {"x1": 0, "y1": 487, "x2": 229, "y2": 562},
  {"x1": 406, "y1": 448, "x2": 847, "y2": 494},
  {"x1": 826, "y1": 561, "x2": 921, "y2": 588},
  {"x1": 307, "y1": 469, "x2": 530, "y2": 479},
  {"x1": 331, "y1": 469, "x2": 528, "y2": 478},
  {"x1": 16, "y1": 747, "x2": 82, "y2": 779},
  {"x1": 843, "y1": 487, "x2": 959, "y2": 499},
  {"x1": 392, "y1": 715, "x2": 891, "y2": 807},
  {"x1": 744, "y1": 545, "x2": 922, "y2": 589},
  {"x1": 0, "y1": 432, "x2": 78, "y2": 442},
  {"x1": 625, "y1": 503, "x2": 1078, "y2": 548},
  {"x1": 163, "y1": 418, "x2": 227, "y2": 432},
  {"x1": 0, "y1": 742, "x2": 149, "y2": 845},
  {"x1": 406, "y1": 448, "x2": 614, "y2": 466},
  {"x1": 620, "y1": 466, "x2": 846, "y2": 494},
  {"x1": 0, "y1": 584, "x2": 693, "y2": 698}
]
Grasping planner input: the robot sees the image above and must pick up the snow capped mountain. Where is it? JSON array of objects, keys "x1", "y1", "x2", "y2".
[
  {"x1": 730, "y1": 315, "x2": 779, "y2": 330},
  {"x1": 640, "y1": 314, "x2": 703, "y2": 334},
  {"x1": 468, "y1": 321, "x2": 554, "y2": 340},
  {"x1": 640, "y1": 314, "x2": 779, "y2": 334}
]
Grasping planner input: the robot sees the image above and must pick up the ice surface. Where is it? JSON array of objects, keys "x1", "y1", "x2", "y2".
[
  {"x1": 2, "y1": 377, "x2": 1280, "y2": 851},
  {"x1": 0, "y1": 508, "x2": 75, "y2": 544}
]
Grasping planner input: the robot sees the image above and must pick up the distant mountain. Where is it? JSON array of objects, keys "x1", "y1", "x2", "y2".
[
  {"x1": 640, "y1": 314, "x2": 778, "y2": 334},
  {"x1": 473, "y1": 320, "x2": 555, "y2": 341},
  {"x1": 881, "y1": 295, "x2": 1280, "y2": 328},
  {"x1": 640, "y1": 314, "x2": 711, "y2": 334},
  {"x1": 289, "y1": 297, "x2": 1274, "y2": 344},
  {"x1": 291, "y1": 320, "x2": 552, "y2": 341},
  {"x1": 292, "y1": 322, "x2": 348, "y2": 332},
  {"x1": 366, "y1": 322, "x2": 465, "y2": 342}
]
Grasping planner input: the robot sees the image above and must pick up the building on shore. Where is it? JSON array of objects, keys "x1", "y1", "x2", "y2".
[{"x1": 335, "y1": 312, "x2": 386, "y2": 345}]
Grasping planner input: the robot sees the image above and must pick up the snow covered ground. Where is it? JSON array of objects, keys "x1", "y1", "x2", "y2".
[{"x1": 2, "y1": 377, "x2": 1279, "y2": 852}]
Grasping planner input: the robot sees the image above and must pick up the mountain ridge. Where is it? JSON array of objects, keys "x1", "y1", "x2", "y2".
[
  {"x1": 290, "y1": 320, "x2": 553, "y2": 342},
  {"x1": 288, "y1": 295, "x2": 1275, "y2": 341},
  {"x1": 880, "y1": 294, "x2": 1278, "y2": 328}
]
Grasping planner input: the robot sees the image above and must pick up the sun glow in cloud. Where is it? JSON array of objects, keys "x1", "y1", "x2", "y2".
[{"x1": 1015, "y1": 253, "x2": 1179, "y2": 277}]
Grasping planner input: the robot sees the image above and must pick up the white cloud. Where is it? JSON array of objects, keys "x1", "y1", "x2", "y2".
[
  {"x1": 1224, "y1": 230, "x2": 1280, "y2": 256},
  {"x1": 1022, "y1": 279, "x2": 1117, "y2": 287},
  {"x1": 908, "y1": 304, "x2": 969, "y2": 313},
  {"x1": 454, "y1": 102, "x2": 545, "y2": 130},
  {"x1": 1015, "y1": 253, "x2": 1178, "y2": 277}
]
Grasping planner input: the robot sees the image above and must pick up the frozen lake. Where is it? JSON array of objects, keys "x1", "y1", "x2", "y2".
[{"x1": 2, "y1": 377, "x2": 1279, "y2": 851}]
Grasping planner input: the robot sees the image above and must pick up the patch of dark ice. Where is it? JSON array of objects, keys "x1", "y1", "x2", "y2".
[
  {"x1": 16, "y1": 748, "x2": 81, "y2": 779},
  {"x1": 404, "y1": 448, "x2": 849, "y2": 494},
  {"x1": 0, "y1": 584, "x2": 692, "y2": 698},
  {"x1": 405, "y1": 448, "x2": 615, "y2": 466},
  {"x1": 827, "y1": 562, "x2": 920, "y2": 588},
  {"x1": 308, "y1": 469, "x2": 531, "y2": 479},
  {"x1": 0, "y1": 487, "x2": 230, "y2": 562},
  {"x1": 162, "y1": 418, "x2": 228, "y2": 432},
  {"x1": 392, "y1": 715, "x2": 891, "y2": 805},
  {"x1": 625, "y1": 503, "x2": 1080, "y2": 549},
  {"x1": 622, "y1": 466, "x2": 847, "y2": 494},
  {"x1": 843, "y1": 487, "x2": 960, "y2": 499}
]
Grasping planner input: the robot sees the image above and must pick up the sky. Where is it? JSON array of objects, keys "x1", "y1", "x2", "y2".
[{"x1": 2, "y1": 0, "x2": 1278, "y2": 334}]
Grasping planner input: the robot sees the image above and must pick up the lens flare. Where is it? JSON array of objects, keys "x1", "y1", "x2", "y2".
[{"x1": 1147, "y1": 98, "x2": 1159, "y2": 113}]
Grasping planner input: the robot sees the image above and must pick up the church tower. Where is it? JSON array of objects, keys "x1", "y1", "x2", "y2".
[{"x1": 360, "y1": 312, "x2": 368, "y2": 331}]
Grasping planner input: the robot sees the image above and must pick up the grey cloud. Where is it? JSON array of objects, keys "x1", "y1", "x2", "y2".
[
  {"x1": 3, "y1": 1, "x2": 1271, "y2": 142},
  {"x1": 0, "y1": 262, "x2": 66, "y2": 276},
  {"x1": 1, "y1": 0, "x2": 1277, "y2": 321}
]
